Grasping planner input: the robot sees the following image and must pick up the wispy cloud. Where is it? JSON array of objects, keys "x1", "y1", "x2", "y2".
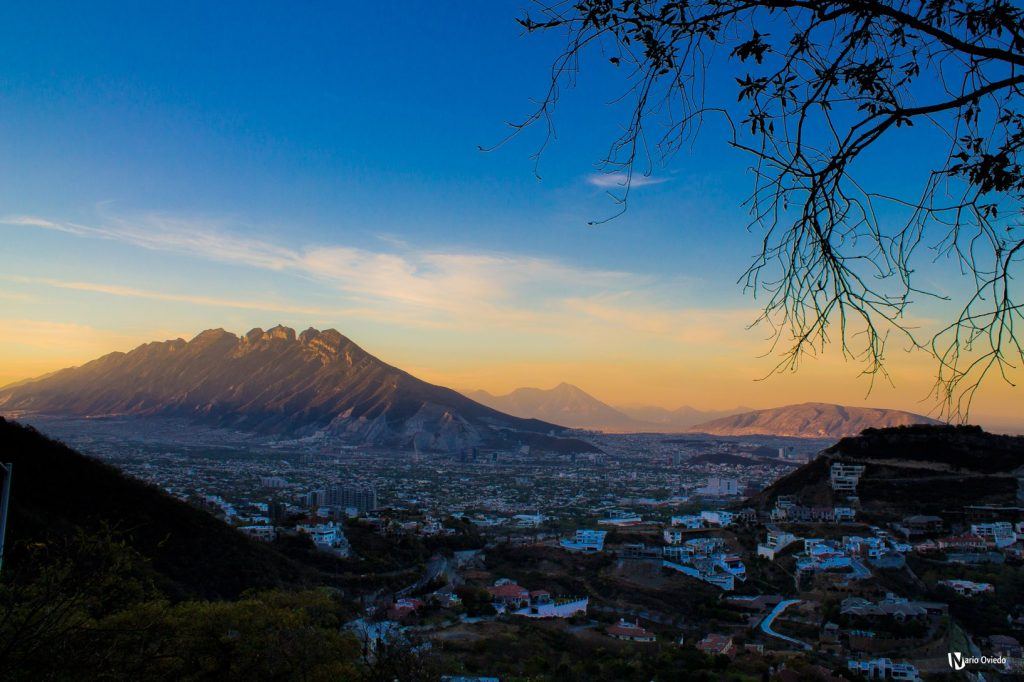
[
  {"x1": 3, "y1": 212, "x2": 638, "y2": 328},
  {"x1": 586, "y1": 172, "x2": 669, "y2": 189},
  {"x1": 2, "y1": 210, "x2": 752, "y2": 344},
  {"x1": 0, "y1": 274, "x2": 453, "y2": 329}
]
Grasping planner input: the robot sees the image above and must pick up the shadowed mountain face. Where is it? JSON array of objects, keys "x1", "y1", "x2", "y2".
[
  {"x1": 689, "y1": 402, "x2": 943, "y2": 438},
  {"x1": 0, "y1": 326, "x2": 596, "y2": 453}
]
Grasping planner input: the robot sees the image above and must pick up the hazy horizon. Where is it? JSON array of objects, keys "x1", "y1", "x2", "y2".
[{"x1": 4, "y1": 321, "x2": 1022, "y2": 435}]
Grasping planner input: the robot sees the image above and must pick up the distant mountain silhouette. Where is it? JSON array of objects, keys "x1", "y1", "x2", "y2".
[
  {"x1": 0, "y1": 326, "x2": 597, "y2": 453},
  {"x1": 615, "y1": 403, "x2": 751, "y2": 430},
  {"x1": 464, "y1": 383, "x2": 750, "y2": 433},
  {"x1": 689, "y1": 402, "x2": 943, "y2": 438},
  {"x1": 465, "y1": 383, "x2": 648, "y2": 432}
]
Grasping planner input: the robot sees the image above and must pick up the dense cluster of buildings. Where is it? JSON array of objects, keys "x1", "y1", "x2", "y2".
[{"x1": 36, "y1": 417, "x2": 1024, "y2": 678}]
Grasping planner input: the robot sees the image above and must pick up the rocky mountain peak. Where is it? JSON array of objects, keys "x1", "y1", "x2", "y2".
[
  {"x1": 0, "y1": 325, "x2": 595, "y2": 453},
  {"x1": 189, "y1": 328, "x2": 237, "y2": 346},
  {"x1": 264, "y1": 325, "x2": 296, "y2": 342}
]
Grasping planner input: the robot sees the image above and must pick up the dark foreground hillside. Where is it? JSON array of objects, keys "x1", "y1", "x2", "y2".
[
  {"x1": 0, "y1": 417, "x2": 318, "y2": 599},
  {"x1": 751, "y1": 424, "x2": 1024, "y2": 516}
]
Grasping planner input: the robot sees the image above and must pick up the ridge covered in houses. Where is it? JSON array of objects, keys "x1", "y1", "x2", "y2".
[{"x1": 36, "y1": 415, "x2": 1024, "y2": 679}]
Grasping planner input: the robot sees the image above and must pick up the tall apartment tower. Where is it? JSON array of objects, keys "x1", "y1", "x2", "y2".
[{"x1": 328, "y1": 484, "x2": 378, "y2": 513}]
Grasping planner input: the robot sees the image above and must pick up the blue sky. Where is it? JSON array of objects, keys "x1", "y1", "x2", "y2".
[
  {"x1": 0, "y1": 1, "x2": 754, "y2": 273},
  {"x1": 0, "y1": 1, "x2": 1018, "y2": 426}
]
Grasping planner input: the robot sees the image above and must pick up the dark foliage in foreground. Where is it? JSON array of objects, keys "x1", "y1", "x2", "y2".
[
  {"x1": 0, "y1": 417, "x2": 324, "y2": 599},
  {"x1": 827, "y1": 423, "x2": 1024, "y2": 472}
]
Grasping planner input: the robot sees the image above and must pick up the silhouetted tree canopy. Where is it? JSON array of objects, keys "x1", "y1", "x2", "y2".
[{"x1": 510, "y1": 0, "x2": 1024, "y2": 418}]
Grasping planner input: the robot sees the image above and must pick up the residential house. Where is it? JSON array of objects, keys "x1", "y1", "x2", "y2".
[
  {"x1": 757, "y1": 526, "x2": 800, "y2": 560},
  {"x1": 971, "y1": 521, "x2": 1017, "y2": 548},
  {"x1": 670, "y1": 514, "x2": 704, "y2": 529},
  {"x1": 830, "y1": 463, "x2": 866, "y2": 492},
  {"x1": 560, "y1": 529, "x2": 607, "y2": 553},
  {"x1": 700, "y1": 510, "x2": 736, "y2": 527},
  {"x1": 696, "y1": 633, "x2": 735, "y2": 656},
  {"x1": 894, "y1": 515, "x2": 943, "y2": 538},
  {"x1": 937, "y1": 533, "x2": 988, "y2": 552},
  {"x1": 847, "y1": 658, "x2": 920, "y2": 681},
  {"x1": 938, "y1": 579, "x2": 993, "y2": 596},
  {"x1": 607, "y1": 619, "x2": 656, "y2": 642}
]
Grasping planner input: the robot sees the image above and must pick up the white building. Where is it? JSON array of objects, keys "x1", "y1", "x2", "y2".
[
  {"x1": 599, "y1": 512, "x2": 643, "y2": 526},
  {"x1": 698, "y1": 478, "x2": 740, "y2": 497},
  {"x1": 670, "y1": 514, "x2": 704, "y2": 529},
  {"x1": 939, "y1": 579, "x2": 993, "y2": 596},
  {"x1": 831, "y1": 463, "x2": 866, "y2": 492},
  {"x1": 700, "y1": 510, "x2": 736, "y2": 527},
  {"x1": 297, "y1": 520, "x2": 350, "y2": 556},
  {"x1": 971, "y1": 521, "x2": 1017, "y2": 548},
  {"x1": 757, "y1": 527, "x2": 800, "y2": 560},
  {"x1": 514, "y1": 513, "x2": 546, "y2": 527},
  {"x1": 560, "y1": 529, "x2": 607, "y2": 553},
  {"x1": 238, "y1": 525, "x2": 277, "y2": 542},
  {"x1": 834, "y1": 506, "x2": 856, "y2": 522},
  {"x1": 511, "y1": 596, "x2": 589, "y2": 619},
  {"x1": 847, "y1": 658, "x2": 921, "y2": 681}
]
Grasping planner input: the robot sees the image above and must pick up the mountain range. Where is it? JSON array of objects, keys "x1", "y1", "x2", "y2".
[
  {"x1": 689, "y1": 402, "x2": 943, "y2": 439},
  {"x1": 0, "y1": 326, "x2": 945, "y2": 444},
  {"x1": 463, "y1": 383, "x2": 940, "y2": 439},
  {"x1": 464, "y1": 383, "x2": 745, "y2": 432},
  {"x1": 0, "y1": 326, "x2": 596, "y2": 453}
]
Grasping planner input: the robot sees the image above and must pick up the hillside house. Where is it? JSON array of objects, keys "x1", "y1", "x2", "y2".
[
  {"x1": 971, "y1": 522, "x2": 1017, "y2": 548},
  {"x1": 894, "y1": 515, "x2": 943, "y2": 538},
  {"x1": 938, "y1": 579, "x2": 993, "y2": 596},
  {"x1": 758, "y1": 526, "x2": 800, "y2": 560},
  {"x1": 696, "y1": 633, "x2": 735, "y2": 656},
  {"x1": 560, "y1": 529, "x2": 607, "y2": 553},
  {"x1": 670, "y1": 514, "x2": 704, "y2": 529},
  {"x1": 937, "y1": 533, "x2": 988, "y2": 551},
  {"x1": 607, "y1": 619, "x2": 656, "y2": 642},
  {"x1": 847, "y1": 658, "x2": 921, "y2": 681},
  {"x1": 830, "y1": 463, "x2": 866, "y2": 492}
]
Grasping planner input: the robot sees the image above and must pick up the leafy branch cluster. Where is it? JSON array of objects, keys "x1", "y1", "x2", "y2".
[{"x1": 513, "y1": 0, "x2": 1024, "y2": 418}]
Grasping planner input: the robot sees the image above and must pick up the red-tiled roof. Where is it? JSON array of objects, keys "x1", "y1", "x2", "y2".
[
  {"x1": 697, "y1": 633, "x2": 733, "y2": 653},
  {"x1": 608, "y1": 620, "x2": 654, "y2": 639},
  {"x1": 487, "y1": 584, "x2": 529, "y2": 599}
]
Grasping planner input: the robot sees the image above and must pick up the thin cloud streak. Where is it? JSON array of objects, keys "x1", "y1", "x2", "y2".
[
  {"x1": 3, "y1": 212, "x2": 640, "y2": 322},
  {"x1": 3, "y1": 211, "x2": 753, "y2": 343},
  {"x1": 586, "y1": 172, "x2": 669, "y2": 189},
  {"x1": 1, "y1": 274, "x2": 394, "y2": 323}
]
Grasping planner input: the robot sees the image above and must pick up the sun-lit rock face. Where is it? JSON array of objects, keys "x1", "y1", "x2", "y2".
[
  {"x1": 688, "y1": 402, "x2": 943, "y2": 439},
  {"x1": 0, "y1": 326, "x2": 597, "y2": 453}
]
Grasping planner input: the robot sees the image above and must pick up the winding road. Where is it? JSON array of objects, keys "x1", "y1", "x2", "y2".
[{"x1": 759, "y1": 599, "x2": 812, "y2": 650}]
